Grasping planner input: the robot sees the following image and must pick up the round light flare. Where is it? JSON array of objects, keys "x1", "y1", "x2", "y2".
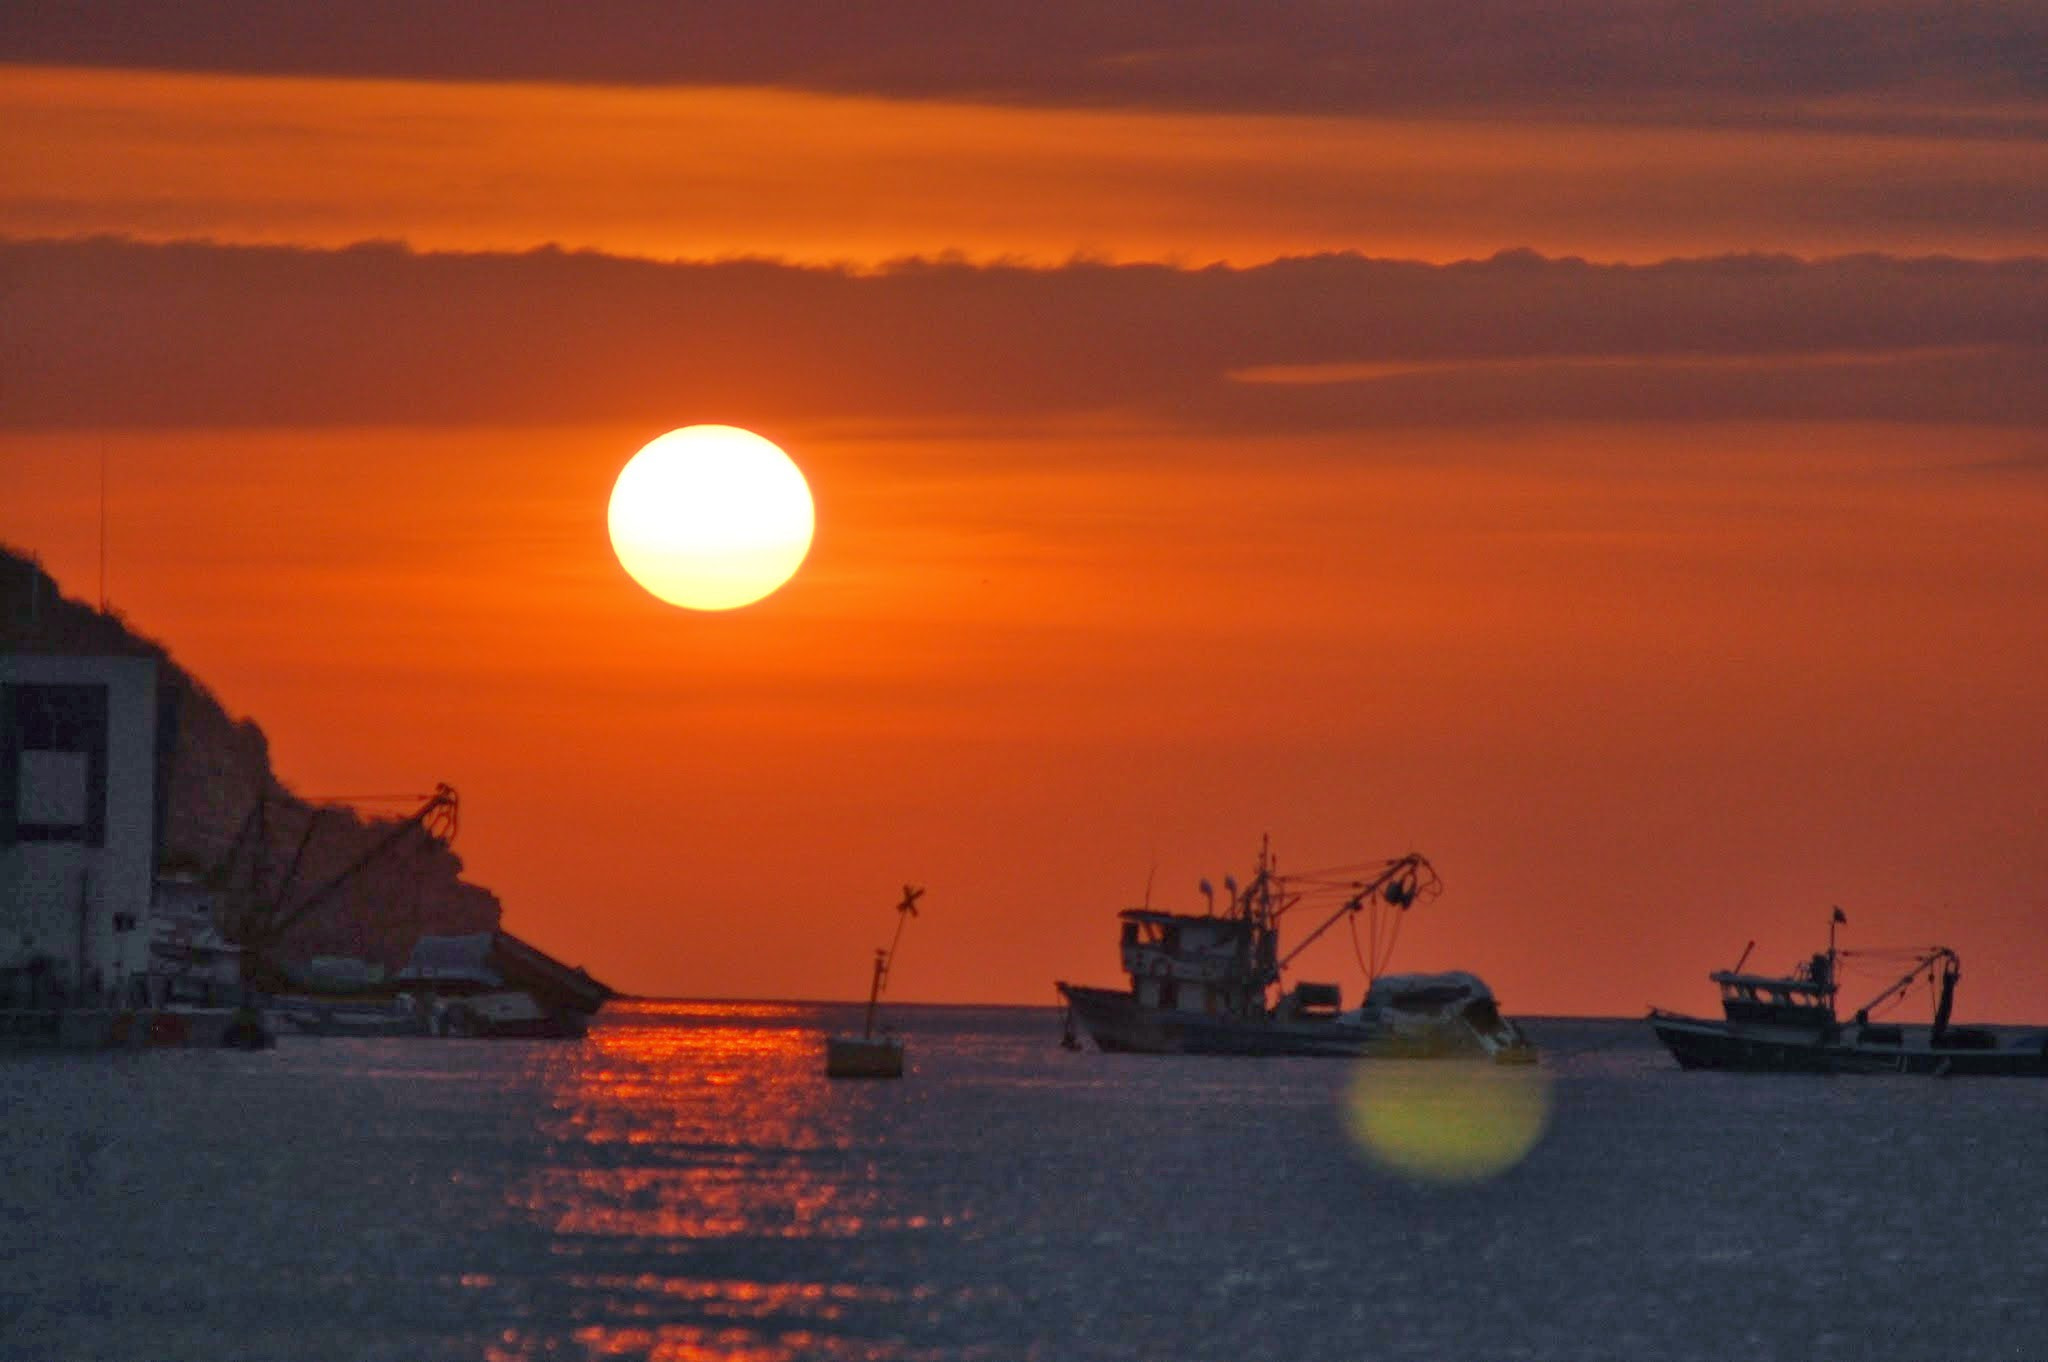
[
  {"x1": 1341, "y1": 1062, "x2": 1552, "y2": 1185},
  {"x1": 607, "y1": 426, "x2": 815, "y2": 611}
]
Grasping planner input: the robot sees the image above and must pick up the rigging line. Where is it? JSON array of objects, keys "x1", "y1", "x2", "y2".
[
  {"x1": 1371, "y1": 904, "x2": 1405, "y2": 979},
  {"x1": 309, "y1": 793, "x2": 443, "y2": 805},
  {"x1": 1293, "y1": 859, "x2": 1406, "y2": 877}
]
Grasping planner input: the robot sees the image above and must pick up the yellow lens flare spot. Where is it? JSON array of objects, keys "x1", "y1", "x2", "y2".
[
  {"x1": 608, "y1": 425, "x2": 815, "y2": 611},
  {"x1": 1341, "y1": 1061, "x2": 1552, "y2": 1185}
]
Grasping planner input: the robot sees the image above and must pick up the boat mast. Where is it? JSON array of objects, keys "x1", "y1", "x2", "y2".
[
  {"x1": 1247, "y1": 836, "x2": 1281, "y2": 1003},
  {"x1": 862, "y1": 884, "x2": 923, "y2": 1038},
  {"x1": 1931, "y1": 954, "x2": 1959, "y2": 1044},
  {"x1": 861, "y1": 949, "x2": 888, "y2": 1039},
  {"x1": 1826, "y1": 907, "x2": 1843, "y2": 1019},
  {"x1": 1254, "y1": 834, "x2": 1274, "y2": 934}
]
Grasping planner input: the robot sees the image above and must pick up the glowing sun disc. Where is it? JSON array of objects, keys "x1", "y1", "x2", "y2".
[{"x1": 608, "y1": 426, "x2": 815, "y2": 610}]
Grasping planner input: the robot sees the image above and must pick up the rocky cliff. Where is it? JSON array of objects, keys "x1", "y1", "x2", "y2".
[{"x1": 2, "y1": 544, "x2": 501, "y2": 970}]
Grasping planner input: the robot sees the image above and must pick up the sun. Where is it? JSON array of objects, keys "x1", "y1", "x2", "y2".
[{"x1": 607, "y1": 426, "x2": 816, "y2": 611}]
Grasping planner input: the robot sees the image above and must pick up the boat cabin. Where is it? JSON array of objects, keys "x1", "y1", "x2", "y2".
[
  {"x1": 147, "y1": 876, "x2": 247, "y2": 1008},
  {"x1": 1274, "y1": 981, "x2": 1342, "y2": 1021},
  {"x1": 1118, "y1": 908, "x2": 1272, "y2": 1017},
  {"x1": 1709, "y1": 956, "x2": 1835, "y2": 1028}
]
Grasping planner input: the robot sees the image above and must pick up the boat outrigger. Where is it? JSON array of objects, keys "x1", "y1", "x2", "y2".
[
  {"x1": 1056, "y1": 840, "x2": 1534, "y2": 1062},
  {"x1": 1649, "y1": 912, "x2": 2048, "y2": 1076}
]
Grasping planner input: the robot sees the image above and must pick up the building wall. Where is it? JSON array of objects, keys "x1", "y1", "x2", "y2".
[{"x1": 1, "y1": 654, "x2": 159, "y2": 997}]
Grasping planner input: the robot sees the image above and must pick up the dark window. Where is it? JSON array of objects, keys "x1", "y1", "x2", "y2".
[{"x1": 3, "y1": 682, "x2": 110, "y2": 846}]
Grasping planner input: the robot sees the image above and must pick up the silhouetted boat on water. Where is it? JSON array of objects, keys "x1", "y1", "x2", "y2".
[
  {"x1": 1650, "y1": 912, "x2": 2048, "y2": 1076},
  {"x1": 826, "y1": 885, "x2": 923, "y2": 1079},
  {"x1": 1056, "y1": 840, "x2": 1535, "y2": 1062},
  {"x1": 266, "y1": 930, "x2": 613, "y2": 1039}
]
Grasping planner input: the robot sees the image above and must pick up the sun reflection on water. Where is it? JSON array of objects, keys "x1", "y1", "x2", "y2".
[
  {"x1": 498, "y1": 1001, "x2": 952, "y2": 1360},
  {"x1": 516, "y1": 1001, "x2": 913, "y2": 1239}
]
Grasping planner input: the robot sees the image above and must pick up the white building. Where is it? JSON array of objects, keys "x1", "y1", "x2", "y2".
[{"x1": 1, "y1": 653, "x2": 162, "y2": 1005}]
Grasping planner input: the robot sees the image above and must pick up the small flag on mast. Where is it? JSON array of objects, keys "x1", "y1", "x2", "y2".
[{"x1": 1832, "y1": 907, "x2": 1848, "y2": 924}]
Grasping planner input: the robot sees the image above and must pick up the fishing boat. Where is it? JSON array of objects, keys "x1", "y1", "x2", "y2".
[
  {"x1": 268, "y1": 993, "x2": 432, "y2": 1037},
  {"x1": 389, "y1": 929, "x2": 614, "y2": 1038},
  {"x1": 1055, "y1": 840, "x2": 1535, "y2": 1062},
  {"x1": 825, "y1": 885, "x2": 922, "y2": 1079},
  {"x1": 1649, "y1": 911, "x2": 2048, "y2": 1076}
]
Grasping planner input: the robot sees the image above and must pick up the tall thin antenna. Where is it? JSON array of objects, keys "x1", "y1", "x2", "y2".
[{"x1": 98, "y1": 439, "x2": 108, "y2": 611}]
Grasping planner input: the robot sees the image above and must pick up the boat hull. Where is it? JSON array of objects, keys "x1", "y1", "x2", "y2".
[
  {"x1": 434, "y1": 990, "x2": 590, "y2": 1039},
  {"x1": 1057, "y1": 983, "x2": 1521, "y2": 1060},
  {"x1": 0, "y1": 1005, "x2": 273, "y2": 1050},
  {"x1": 825, "y1": 1035, "x2": 904, "y2": 1078},
  {"x1": 391, "y1": 930, "x2": 611, "y2": 1038},
  {"x1": 271, "y1": 996, "x2": 430, "y2": 1037},
  {"x1": 1650, "y1": 1011, "x2": 2048, "y2": 1077}
]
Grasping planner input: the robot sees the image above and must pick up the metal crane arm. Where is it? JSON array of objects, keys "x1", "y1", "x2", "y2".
[
  {"x1": 1276, "y1": 853, "x2": 1439, "y2": 973},
  {"x1": 249, "y1": 783, "x2": 459, "y2": 950}
]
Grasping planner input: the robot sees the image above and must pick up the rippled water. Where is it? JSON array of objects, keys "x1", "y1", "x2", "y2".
[{"x1": 3, "y1": 1002, "x2": 2045, "y2": 1360}]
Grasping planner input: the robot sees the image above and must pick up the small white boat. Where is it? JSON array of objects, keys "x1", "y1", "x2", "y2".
[
  {"x1": 826, "y1": 885, "x2": 922, "y2": 1079},
  {"x1": 270, "y1": 993, "x2": 429, "y2": 1037}
]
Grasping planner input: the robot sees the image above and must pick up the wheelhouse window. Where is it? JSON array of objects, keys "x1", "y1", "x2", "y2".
[{"x1": 3, "y1": 682, "x2": 109, "y2": 846}]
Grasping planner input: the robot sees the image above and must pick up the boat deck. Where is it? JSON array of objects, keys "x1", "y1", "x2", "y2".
[{"x1": 1649, "y1": 1010, "x2": 2048, "y2": 1076}]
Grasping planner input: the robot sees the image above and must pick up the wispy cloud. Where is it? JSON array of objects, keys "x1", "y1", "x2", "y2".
[
  {"x1": 5, "y1": 2, "x2": 2042, "y2": 128},
  {"x1": 5, "y1": 237, "x2": 2042, "y2": 433}
]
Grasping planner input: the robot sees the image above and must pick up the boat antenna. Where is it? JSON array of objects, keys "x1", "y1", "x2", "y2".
[
  {"x1": 98, "y1": 437, "x2": 109, "y2": 612},
  {"x1": 1731, "y1": 940, "x2": 1755, "y2": 973},
  {"x1": 26, "y1": 551, "x2": 43, "y2": 634},
  {"x1": 1827, "y1": 906, "x2": 1846, "y2": 1014},
  {"x1": 1255, "y1": 834, "x2": 1274, "y2": 926}
]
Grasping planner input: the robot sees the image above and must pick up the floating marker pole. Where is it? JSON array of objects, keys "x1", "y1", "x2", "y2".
[
  {"x1": 862, "y1": 885, "x2": 922, "y2": 1038},
  {"x1": 862, "y1": 948, "x2": 887, "y2": 1038}
]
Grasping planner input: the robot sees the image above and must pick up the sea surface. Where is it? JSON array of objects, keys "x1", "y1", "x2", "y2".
[{"x1": 3, "y1": 1002, "x2": 2045, "y2": 1361}]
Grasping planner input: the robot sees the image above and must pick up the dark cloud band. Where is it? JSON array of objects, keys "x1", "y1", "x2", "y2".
[
  {"x1": 5, "y1": 2, "x2": 2042, "y2": 126},
  {"x1": 5, "y1": 236, "x2": 2042, "y2": 431}
]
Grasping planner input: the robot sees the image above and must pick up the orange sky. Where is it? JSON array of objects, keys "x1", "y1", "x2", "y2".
[
  {"x1": 3, "y1": 14, "x2": 2045, "y2": 1019},
  {"x1": 6, "y1": 65, "x2": 2045, "y2": 265}
]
